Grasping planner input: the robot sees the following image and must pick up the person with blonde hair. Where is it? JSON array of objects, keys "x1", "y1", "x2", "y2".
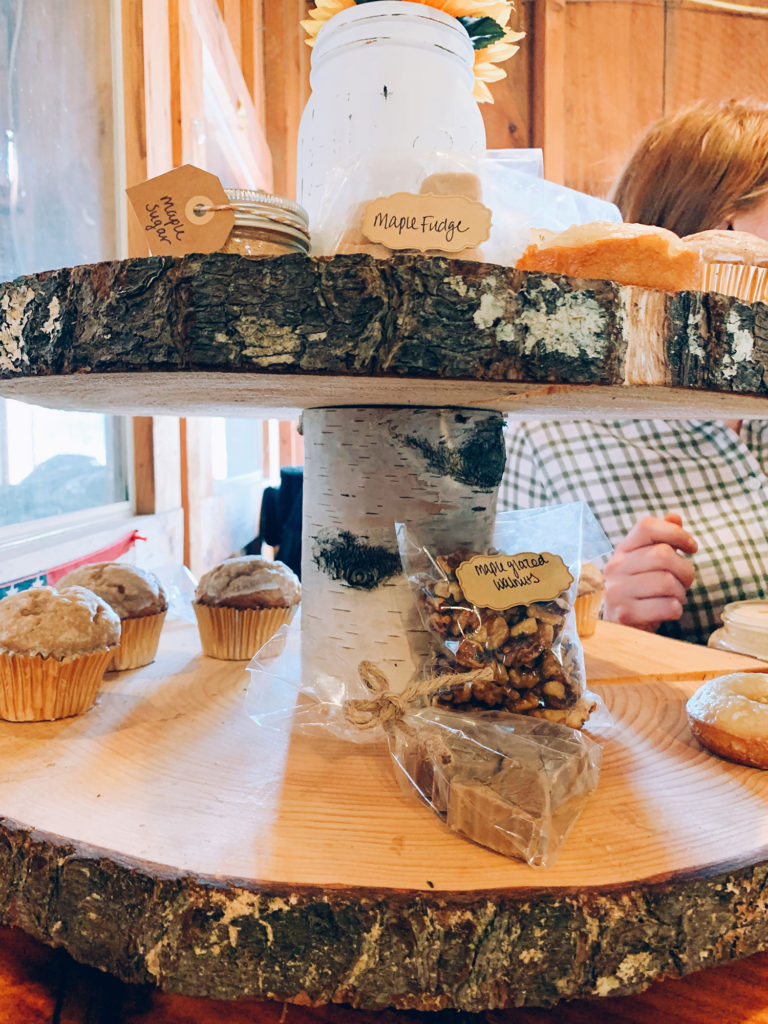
[
  {"x1": 613, "y1": 98, "x2": 768, "y2": 238},
  {"x1": 500, "y1": 97, "x2": 768, "y2": 645}
]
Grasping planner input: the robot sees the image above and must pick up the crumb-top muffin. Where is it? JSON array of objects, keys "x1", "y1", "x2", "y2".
[
  {"x1": 574, "y1": 562, "x2": 605, "y2": 640},
  {"x1": 195, "y1": 556, "x2": 301, "y2": 609},
  {"x1": 576, "y1": 561, "x2": 605, "y2": 597},
  {"x1": 193, "y1": 557, "x2": 300, "y2": 660},
  {"x1": 57, "y1": 562, "x2": 168, "y2": 671},
  {"x1": 0, "y1": 586, "x2": 120, "y2": 721},
  {"x1": 58, "y1": 562, "x2": 167, "y2": 618},
  {"x1": 0, "y1": 585, "x2": 120, "y2": 658}
]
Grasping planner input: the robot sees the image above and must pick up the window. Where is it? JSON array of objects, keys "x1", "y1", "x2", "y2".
[{"x1": 0, "y1": 0, "x2": 129, "y2": 540}]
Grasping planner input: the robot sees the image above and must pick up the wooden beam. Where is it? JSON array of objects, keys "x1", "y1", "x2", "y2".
[
  {"x1": 264, "y1": 1, "x2": 311, "y2": 200},
  {"x1": 532, "y1": 0, "x2": 567, "y2": 184},
  {"x1": 121, "y1": 0, "x2": 150, "y2": 256},
  {"x1": 240, "y1": 0, "x2": 266, "y2": 123}
]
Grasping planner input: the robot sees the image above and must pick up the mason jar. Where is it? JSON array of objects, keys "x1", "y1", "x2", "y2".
[
  {"x1": 218, "y1": 189, "x2": 311, "y2": 257},
  {"x1": 296, "y1": 0, "x2": 486, "y2": 231}
]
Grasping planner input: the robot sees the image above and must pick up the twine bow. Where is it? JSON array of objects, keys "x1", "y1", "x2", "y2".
[
  {"x1": 343, "y1": 661, "x2": 414, "y2": 730},
  {"x1": 344, "y1": 661, "x2": 480, "y2": 730}
]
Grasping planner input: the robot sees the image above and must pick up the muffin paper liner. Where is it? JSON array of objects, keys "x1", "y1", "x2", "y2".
[
  {"x1": 574, "y1": 589, "x2": 604, "y2": 639},
  {"x1": 0, "y1": 649, "x2": 113, "y2": 721},
  {"x1": 110, "y1": 611, "x2": 167, "y2": 671},
  {"x1": 703, "y1": 262, "x2": 768, "y2": 303},
  {"x1": 194, "y1": 603, "x2": 297, "y2": 660}
]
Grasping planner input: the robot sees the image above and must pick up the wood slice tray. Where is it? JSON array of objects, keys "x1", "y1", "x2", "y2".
[
  {"x1": 1, "y1": 618, "x2": 768, "y2": 1011},
  {"x1": 1, "y1": 254, "x2": 768, "y2": 418}
]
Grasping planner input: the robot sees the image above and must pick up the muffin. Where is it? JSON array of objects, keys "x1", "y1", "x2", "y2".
[
  {"x1": 574, "y1": 562, "x2": 605, "y2": 639},
  {"x1": 0, "y1": 586, "x2": 120, "y2": 721},
  {"x1": 58, "y1": 562, "x2": 167, "y2": 671},
  {"x1": 193, "y1": 556, "x2": 301, "y2": 660},
  {"x1": 681, "y1": 228, "x2": 768, "y2": 303}
]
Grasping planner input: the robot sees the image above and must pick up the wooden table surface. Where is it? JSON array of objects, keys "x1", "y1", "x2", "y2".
[{"x1": 3, "y1": 620, "x2": 768, "y2": 1021}]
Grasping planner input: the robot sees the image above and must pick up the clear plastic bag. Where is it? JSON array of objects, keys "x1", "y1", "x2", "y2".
[
  {"x1": 311, "y1": 151, "x2": 621, "y2": 267},
  {"x1": 396, "y1": 503, "x2": 612, "y2": 729},
  {"x1": 246, "y1": 625, "x2": 603, "y2": 867},
  {"x1": 388, "y1": 706, "x2": 601, "y2": 867},
  {"x1": 245, "y1": 503, "x2": 611, "y2": 867}
]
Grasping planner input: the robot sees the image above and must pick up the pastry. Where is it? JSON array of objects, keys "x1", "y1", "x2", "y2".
[
  {"x1": 681, "y1": 228, "x2": 768, "y2": 302},
  {"x1": 686, "y1": 672, "x2": 768, "y2": 768},
  {"x1": 58, "y1": 562, "x2": 167, "y2": 670},
  {"x1": 573, "y1": 562, "x2": 605, "y2": 639},
  {"x1": 193, "y1": 556, "x2": 301, "y2": 660},
  {"x1": 516, "y1": 220, "x2": 702, "y2": 292},
  {"x1": 0, "y1": 585, "x2": 120, "y2": 720}
]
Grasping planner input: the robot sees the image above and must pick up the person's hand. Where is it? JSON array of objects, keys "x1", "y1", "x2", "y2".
[{"x1": 602, "y1": 513, "x2": 698, "y2": 633}]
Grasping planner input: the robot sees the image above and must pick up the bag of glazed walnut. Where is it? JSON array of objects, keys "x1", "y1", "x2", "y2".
[{"x1": 396, "y1": 501, "x2": 612, "y2": 730}]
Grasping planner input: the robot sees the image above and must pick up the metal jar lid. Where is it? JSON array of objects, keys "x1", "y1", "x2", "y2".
[{"x1": 224, "y1": 188, "x2": 311, "y2": 252}]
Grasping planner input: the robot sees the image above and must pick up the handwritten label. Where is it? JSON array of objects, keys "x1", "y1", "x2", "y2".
[
  {"x1": 456, "y1": 552, "x2": 574, "y2": 611},
  {"x1": 126, "y1": 165, "x2": 234, "y2": 256},
  {"x1": 362, "y1": 192, "x2": 491, "y2": 253}
]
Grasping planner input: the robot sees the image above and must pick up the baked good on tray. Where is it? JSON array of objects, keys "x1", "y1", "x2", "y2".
[
  {"x1": 0, "y1": 585, "x2": 120, "y2": 721},
  {"x1": 193, "y1": 556, "x2": 301, "y2": 660},
  {"x1": 58, "y1": 561, "x2": 167, "y2": 670},
  {"x1": 680, "y1": 229, "x2": 768, "y2": 302},
  {"x1": 516, "y1": 220, "x2": 702, "y2": 292},
  {"x1": 686, "y1": 672, "x2": 768, "y2": 769},
  {"x1": 573, "y1": 562, "x2": 605, "y2": 639}
]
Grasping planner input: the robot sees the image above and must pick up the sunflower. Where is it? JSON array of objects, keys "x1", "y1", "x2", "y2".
[{"x1": 300, "y1": 0, "x2": 525, "y2": 103}]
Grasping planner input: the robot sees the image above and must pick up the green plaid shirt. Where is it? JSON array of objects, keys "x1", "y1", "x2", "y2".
[{"x1": 499, "y1": 419, "x2": 768, "y2": 645}]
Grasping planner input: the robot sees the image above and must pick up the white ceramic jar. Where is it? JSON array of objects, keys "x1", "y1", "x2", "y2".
[
  {"x1": 708, "y1": 599, "x2": 768, "y2": 660},
  {"x1": 296, "y1": 0, "x2": 486, "y2": 231}
]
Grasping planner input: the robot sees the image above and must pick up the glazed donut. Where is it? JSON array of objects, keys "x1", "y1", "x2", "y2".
[{"x1": 686, "y1": 673, "x2": 768, "y2": 769}]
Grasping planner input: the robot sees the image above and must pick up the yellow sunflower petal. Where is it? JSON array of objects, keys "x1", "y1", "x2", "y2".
[
  {"x1": 475, "y1": 2, "x2": 514, "y2": 26},
  {"x1": 472, "y1": 79, "x2": 495, "y2": 103},
  {"x1": 474, "y1": 61, "x2": 508, "y2": 83},
  {"x1": 300, "y1": 18, "x2": 323, "y2": 37},
  {"x1": 474, "y1": 34, "x2": 524, "y2": 64},
  {"x1": 314, "y1": 0, "x2": 354, "y2": 12}
]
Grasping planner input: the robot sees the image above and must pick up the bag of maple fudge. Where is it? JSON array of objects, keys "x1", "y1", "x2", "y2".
[
  {"x1": 387, "y1": 705, "x2": 602, "y2": 867},
  {"x1": 396, "y1": 502, "x2": 611, "y2": 730}
]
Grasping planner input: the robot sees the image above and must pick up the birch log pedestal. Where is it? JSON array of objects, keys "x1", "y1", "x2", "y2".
[{"x1": 2, "y1": 253, "x2": 768, "y2": 1010}]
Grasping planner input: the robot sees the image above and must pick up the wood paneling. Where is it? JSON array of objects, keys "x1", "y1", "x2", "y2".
[
  {"x1": 132, "y1": 416, "x2": 182, "y2": 515},
  {"x1": 240, "y1": 0, "x2": 266, "y2": 122},
  {"x1": 264, "y1": 0, "x2": 312, "y2": 199},
  {"x1": 665, "y1": 4, "x2": 768, "y2": 110},
  {"x1": 481, "y1": 1, "x2": 534, "y2": 149},
  {"x1": 532, "y1": 0, "x2": 567, "y2": 182},
  {"x1": 481, "y1": 0, "x2": 767, "y2": 200},
  {"x1": 564, "y1": 0, "x2": 665, "y2": 198},
  {"x1": 121, "y1": 0, "x2": 150, "y2": 257}
]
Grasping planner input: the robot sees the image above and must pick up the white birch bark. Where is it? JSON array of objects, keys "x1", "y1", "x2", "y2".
[{"x1": 301, "y1": 406, "x2": 505, "y2": 693}]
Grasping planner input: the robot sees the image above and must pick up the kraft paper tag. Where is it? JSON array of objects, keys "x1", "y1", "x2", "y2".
[
  {"x1": 126, "y1": 165, "x2": 234, "y2": 256},
  {"x1": 456, "y1": 552, "x2": 574, "y2": 612},
  {"x1": 362, "y1": 192, "x2": 491, "y2": 253}
]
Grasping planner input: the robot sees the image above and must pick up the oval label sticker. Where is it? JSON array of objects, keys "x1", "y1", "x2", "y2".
[
  {"x1": 456, "y1": 552, "x2": 574, "y2": 611},
  {"x1": 362, "y1": 192, "x2": 491, "y2": 253}
]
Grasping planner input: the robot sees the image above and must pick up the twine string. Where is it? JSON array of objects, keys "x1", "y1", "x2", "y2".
[{"x1": 343, "y1": 660, "x2": 493, "y2": 730}]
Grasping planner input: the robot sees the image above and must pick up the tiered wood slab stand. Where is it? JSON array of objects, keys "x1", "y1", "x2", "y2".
[{"x1": 2, "y1": 254, "x2": 768, "y2": 1013}]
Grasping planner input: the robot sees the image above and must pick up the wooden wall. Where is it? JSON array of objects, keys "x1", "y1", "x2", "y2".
[{"x1": 482, "y1": 0, "x2": 768, "y2": 196}]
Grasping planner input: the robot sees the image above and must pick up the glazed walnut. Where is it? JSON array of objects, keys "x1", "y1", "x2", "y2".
[{"x1": 415, "y1": 550, "x2": 584, "y2": 721}]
